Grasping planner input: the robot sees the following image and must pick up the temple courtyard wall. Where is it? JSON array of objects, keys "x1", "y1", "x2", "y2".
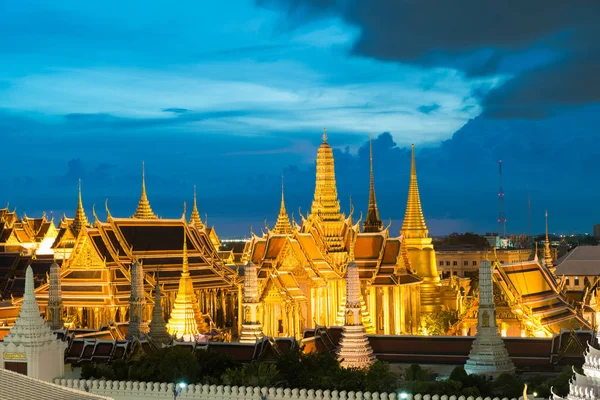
[{"x1": 55, "y1": 380, "x2": 538, "y2": 400}]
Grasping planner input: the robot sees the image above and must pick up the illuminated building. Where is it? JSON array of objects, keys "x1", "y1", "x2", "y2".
[
  {"x1": 9, "y1": 169, "x2": 239, "y2": 337},
  {"x1": 0, "y1": 131, "x2": 592, "y2": 341},
  {"x1": 243, "y1": 131, "x2": 424, "y2": 337},
  {"x1": 148, "y1": 280, "x2": 170, "y2": 345}
]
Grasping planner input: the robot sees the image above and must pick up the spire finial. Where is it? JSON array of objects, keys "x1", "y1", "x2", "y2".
[
  {"x1": 133, "y1": 161, "x2": 158, "y2": 219},
  {"x1": 364, "y1": 133, "x2": 383, "y2": 232},
  {"x1": 323, "y1": 127, "x2": 327, "y2": 142},
  {"x1": 190, "y1": 185, "x2": 204, "y2": 227},
  {"x1": 272, "y1": 175, "x2": 293, "y2": 234},
  {"x1": 72, "y1": 178, "x2": 90, "y2": 234},
  {"x1": 544, "y1": 209, "x2": 554, "y2": 270}
]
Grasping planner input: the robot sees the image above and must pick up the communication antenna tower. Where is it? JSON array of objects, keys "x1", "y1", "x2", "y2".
[{"x1": 498, "y1": 160, "x2": 506, "y2": 237}]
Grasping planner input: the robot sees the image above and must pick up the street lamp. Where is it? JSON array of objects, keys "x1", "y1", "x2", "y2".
[
  {"x1": 399, "y1": 392, "x2": 408, "y2": 399},
  {"x1": 173, "y1": 382, "x2": 187, "y2": 400}
]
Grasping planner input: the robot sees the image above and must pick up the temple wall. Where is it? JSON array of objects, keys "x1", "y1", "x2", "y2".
[{"x1": 54, "y1": 380, "x2": 533, "y2": 400}]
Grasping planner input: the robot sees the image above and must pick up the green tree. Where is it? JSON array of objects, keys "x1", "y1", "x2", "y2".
[
  {"x1": 196, "y1": 349, "x2": 240, "y2": 381},
  {"x1": 403, "y1": 364, "x2": 433, "y2": 381},
  {"x1": 364, "y1": 361, "x2": 398, "y2": 393},
  {"x1": 129, "y1": 346, "x2": 199, "y2": 384},
  {"x1": 421, "y1": 307, "x2": 458, "y2": 335},
  {"x1": 492, "y1": 373, "x2": 524, "y2": 399}
]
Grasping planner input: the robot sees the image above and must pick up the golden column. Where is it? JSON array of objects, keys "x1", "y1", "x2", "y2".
[{"x1": 400, "y1": 144, "x2": 441, "y2": 313}]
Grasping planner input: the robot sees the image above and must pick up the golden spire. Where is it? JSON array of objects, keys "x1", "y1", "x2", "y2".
[
  {"x1": 311, "y1": 128, "x2": 342, "y2": 221},
  {"x1": 166, "y1": 227, "x2": 205, "y2": 340},
  {"x1": 544, "y1": 210, "x2": 554, "y2": 270},
  {"x1": 133, "y1": 161, "x2": 158, "y2": 219},
  {"x1": 401, "y1": 144, "x2": 429, "y2": 238},
  {"x1": 273, "y1": 176, "x2": 293, "y2": 235},
  {"x1": 363, "y1": 134, "x2": 383, "y2": 233},
  {"x1": 71, "y1": 179, "x2": 90, "y2": 234},
  {"x1": 190, "y1": 185, "x2": 204, "y2": 227}
]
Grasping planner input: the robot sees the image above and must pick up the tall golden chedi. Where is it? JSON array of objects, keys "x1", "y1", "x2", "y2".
[
  {"x1": 305, "y1": 128, "x2": 347, "y2": 266},
  {"x1": 401, "y1": 144, "x2": 441, "y2": 313},
  {"x1": 167, "y1": 229, "x2": 206, "y2": 341}
]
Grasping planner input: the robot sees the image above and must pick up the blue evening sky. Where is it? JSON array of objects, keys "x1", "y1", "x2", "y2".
[{"x1": 1, "y1": 0, "x2": 599, "y2": 237}]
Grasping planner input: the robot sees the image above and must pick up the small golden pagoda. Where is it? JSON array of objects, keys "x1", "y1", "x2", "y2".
[
  {"x1": 167, "y1": 228, "x2": 207, "y2": 341},
  {"x1": 400, "y1": 144, "x2": 441, "y2": 313},
  {"x1": 132, "y1": 162, "x2": 158, "y2": 219}
]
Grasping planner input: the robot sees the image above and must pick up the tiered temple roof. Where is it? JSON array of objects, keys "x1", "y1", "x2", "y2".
[
  {"x1": 493, "y1": 256, "x2": 589, "y2": 335},
  {"x1": 19, "y1": 215, "x2": 238, "y2": 310}
]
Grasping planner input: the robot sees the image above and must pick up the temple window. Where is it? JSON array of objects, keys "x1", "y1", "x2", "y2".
[
  {"x1": 439, "y1": 261, "x2": 444, "y2": 266},
  {"x1": 472, "y1": 261, "x2": 477, "y2": 266},
  {"x1": 574, "y1": 276, "x2": 580, "y2": 286},
  {"x1": 463, "y1": 261, "x2": 468, "y2": 266},
  {"x1": 446, "y1": 261, "x2": 450, "y2": 266},
  {"x1": 453, "y1": 261, "x2": 457, "y2": 266}
]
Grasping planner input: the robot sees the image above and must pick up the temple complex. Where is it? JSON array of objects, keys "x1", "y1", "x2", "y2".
[
  {"x1": 0, "y1": 266, "x2": 67, "y2": 382},
  {"x1": 336, "y1": 229, "x2": 375, "y2": 369},
  {"x1": 464, "y1": 258, "x2": 515, "y2": 377},
  {"x1": 0, "y1": 131, "x2": 593, "y2": 345},
  {"x1": 243, "y1": 130, "x2": 424, "y2": 337}
]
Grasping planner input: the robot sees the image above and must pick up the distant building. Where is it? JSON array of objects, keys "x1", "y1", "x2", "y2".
[
  {"x1": 554, "y1": 246, "x2": 600, "y2": 291},
  {"x1": 594, "y1": 224, "x2": 600, "y2": 239},
  {"x1": 435, "y1": 248, "x2": 531, "y2": 278}
]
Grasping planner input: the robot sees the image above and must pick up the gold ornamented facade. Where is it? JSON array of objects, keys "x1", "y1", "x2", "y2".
[{"x1": 0, "y1": 131, "x2": 592, "y2": 341}]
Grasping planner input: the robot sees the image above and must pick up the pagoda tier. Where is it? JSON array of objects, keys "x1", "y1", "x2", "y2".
[
  {"x1": 465, "y1": 259, "x2": 514, "y2": 378},
  {"x1": 239, "y1": 262, "x2": 264, "y2": 343}
]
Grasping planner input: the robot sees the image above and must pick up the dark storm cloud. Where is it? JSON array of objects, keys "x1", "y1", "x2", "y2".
[{"x1": 259, "y1": 0, "x2": 600, "y2": 118}]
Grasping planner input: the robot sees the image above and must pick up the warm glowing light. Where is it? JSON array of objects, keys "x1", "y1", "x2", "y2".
[{"x1": 400, "y1": 392, "x2": 408, "y2": 399}]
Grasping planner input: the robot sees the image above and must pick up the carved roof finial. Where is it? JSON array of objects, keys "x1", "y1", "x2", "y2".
[
  {"x1": 133, "y1": 161, "x2": 158, "y2": 219},
  {"x1": 190, "y1": 185, "x2": 204, "y2": 227},
  {"x1": 272, "y1": 175, "x2": 293, "y2": 235},
  {"x1": 322, "y1": 127, "x2": 327, "y2": 142},
  {"x1": 71, "y1": 178, "x2": 90, "y2": 234}
]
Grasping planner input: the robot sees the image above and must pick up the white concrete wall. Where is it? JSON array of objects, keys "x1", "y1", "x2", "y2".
[{"x1": 55, "y1": 379, "x2": 531, "y2": 400}]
